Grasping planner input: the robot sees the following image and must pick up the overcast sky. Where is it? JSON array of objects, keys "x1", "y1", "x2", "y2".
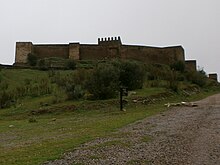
[{"x1": 0, "y1": 0, "x2": 219, "y2": 77}]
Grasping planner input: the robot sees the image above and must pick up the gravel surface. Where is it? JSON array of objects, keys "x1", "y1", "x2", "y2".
[{"x1": 44, "y1": 94, "x2": 220, "y2": 165}]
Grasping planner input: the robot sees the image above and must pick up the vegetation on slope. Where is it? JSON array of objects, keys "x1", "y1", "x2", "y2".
[{"x1": 0, "y1": 60, "x2": 219, "y2": 165}]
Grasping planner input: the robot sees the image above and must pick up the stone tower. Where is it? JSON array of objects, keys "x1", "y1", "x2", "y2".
[{"x1": 15, "y1": 42, "x2": 33, "y2": 64}]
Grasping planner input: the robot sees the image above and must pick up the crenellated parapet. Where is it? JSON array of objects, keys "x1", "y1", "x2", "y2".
[{"x1": 98, "y1": 36, "x2": 122, "y2": 46}]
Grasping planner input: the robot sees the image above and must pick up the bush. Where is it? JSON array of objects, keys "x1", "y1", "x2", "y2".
[
  {"x1": 118, "y1": 61, "x2": 145, "y2": 90},
  {"x1": 168, "y1": 70, "x2": 178, "y2": 92},
  {"x1": 65, "y1": 84, "x2": 85, "y2": 100},
  {"x1": 50, "y1": 71, "x2": 86, "y2": 100},
  {"x1": 170, "y1": 61, "x2": 185, "y2": 72},
  {"x1": 37, "y1": 59, "x2": 48, "y2": 70},
  {"x1": 86, "y1": 63, "x2": 120, "y2": 99},
  {"x1": 66, "y1": 60, "x2": 76, "y2": 70},
  {"x1": 186, "y1": 71, "x2": 207, "y2": 87},
  {"x1": 0, "y1": 90, "x2": 14, "y2": 109},
  {"x1": 72, "y1": 69, "x2": 89, "y2": 86},
  {"x1": 28, "y1": 116, "x2": 37, "y2": 123},
  {"x1": 27, "y1": 53, "x2": 38, "y2": 66},
  {"x1": 146, "y1": 64, "x2": 171, "y2": 81},
  {"x1": 0, "y1": 81, "x2": 9, "y2": 90}
]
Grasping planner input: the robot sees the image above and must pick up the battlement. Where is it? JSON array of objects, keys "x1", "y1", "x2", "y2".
[{"x1": 98, "y1": 36, "x2": 122, "y2": 46}]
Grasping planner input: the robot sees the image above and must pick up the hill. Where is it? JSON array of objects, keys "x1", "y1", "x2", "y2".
[{"x1": 0, "y1": 60, "x2": 219, "y2": 165}]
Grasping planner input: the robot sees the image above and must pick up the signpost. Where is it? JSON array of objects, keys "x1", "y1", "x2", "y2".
[{"x1": 120, "y1": 86, "x2": 128, "y2": 111}]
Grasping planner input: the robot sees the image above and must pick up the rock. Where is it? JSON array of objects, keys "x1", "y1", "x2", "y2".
[
  {"x1": 165, "y1": 102, "x2": 198, "y2": 107},
  {"x1": 129, "y1": 91, "x2": 137, "y2": 96},
  {"x1": 133, "y1": 100, "x2": 138, "y2": 103},
  {"x1": 9, "y1": 125, "x2": 14, "y2": 128}
]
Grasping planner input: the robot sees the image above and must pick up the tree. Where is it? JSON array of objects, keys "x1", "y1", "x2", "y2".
[
  {"x1": 118, "y1": 60, "x2": 145, "y2": 90},
  {"x1": 86, "y1": 63, "x2": 120, "y2": 99},
  {"x1": 170, "y1": 61, "x2": 185, "y2": 73}
]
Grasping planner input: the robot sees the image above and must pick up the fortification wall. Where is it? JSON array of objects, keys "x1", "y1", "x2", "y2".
[
  {"x1": 163, "y1": 46, "x2": 185, "y2": 62},
  {"x1": 15, "y1": 42, "x2": 33, "y2": 64},
  {"x1": 33, "y1": 45, "x2": 69, "y2": 59},
  {"x1": 185, "y1": 60, "x2": 197, "y2": 71},
  {"x1": 69, "y1": 43, "x2": 80, "y2": 60},
  {"x1": 80, "y1": 45, "x2": 119, "y2": 60},
  {"x1": 14, "y1": 38, "x2": 186, "y2": 67},
  {"x1": 121, "y1": 45, "x2": 184, "y2": 65},
  {"x1": 209, "y1": 73, "x2": 218, "y2": 81}
]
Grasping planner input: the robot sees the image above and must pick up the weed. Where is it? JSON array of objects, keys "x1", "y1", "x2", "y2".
[{"x1": 28, "y1": 116, "x2": 37, "y2": 123}]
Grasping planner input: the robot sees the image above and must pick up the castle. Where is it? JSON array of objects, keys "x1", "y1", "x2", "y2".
[
  {"x1": 15, "y1": 36, "x2": 187, "y2": 66},
  {"x1": 13, "y1": 37, "x2": 219, "y2": 81}
]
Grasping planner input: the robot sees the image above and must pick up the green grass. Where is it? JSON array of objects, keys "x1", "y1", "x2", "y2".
[{"x1": 0, "y1": 69, "x2": 48, "y2": 89}]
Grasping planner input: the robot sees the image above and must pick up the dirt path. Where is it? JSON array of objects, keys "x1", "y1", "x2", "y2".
[{"x1": 44, "y1": 94, "x2": 220, "y2": 165}]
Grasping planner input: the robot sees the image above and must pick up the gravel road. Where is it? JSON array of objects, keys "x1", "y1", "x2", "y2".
[{"x1": 44, "y1": 94, "x2": 220, "y2": 165}]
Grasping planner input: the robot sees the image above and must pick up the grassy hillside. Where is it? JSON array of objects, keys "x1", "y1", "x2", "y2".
[{"x1": 0, "y1": 65, "x2": 219, "y2": 165}]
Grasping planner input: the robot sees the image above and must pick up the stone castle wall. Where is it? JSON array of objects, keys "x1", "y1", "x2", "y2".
[
  {"x1": 121, "y1": 45, "x2": 184, "y2": 65},
  {"x1": 209, "y1": 73, "x2": 218, "y2": 81},
  {"x1": 185, "y1": 60, "x2": 197, "y2": 71},
  {"x1": 33, "y1": 45, "x2": 69, "y2": 59},
  {"x1": 15, "y1": 42, "x2": 33, "y2": 64},
  {"x1": 69, "y1": 43, "x2": 80, "y2": 60},
  {"x1": 14, "y1": 37, "x2": 185, "y2": 66}
]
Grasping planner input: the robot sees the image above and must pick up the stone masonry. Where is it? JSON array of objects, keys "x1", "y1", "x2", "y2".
[{"x1": 15, "y1": 37, "x2": 185, "y2": 66}]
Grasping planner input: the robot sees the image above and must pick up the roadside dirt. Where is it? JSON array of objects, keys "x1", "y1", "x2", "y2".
[{"x1": 44, "y1": 94, "x2": 220, "y2": 165}]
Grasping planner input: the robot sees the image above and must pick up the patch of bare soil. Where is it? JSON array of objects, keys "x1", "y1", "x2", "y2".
[{"x1": 44, "y1": 94, "x2": 220, "y2": 165}]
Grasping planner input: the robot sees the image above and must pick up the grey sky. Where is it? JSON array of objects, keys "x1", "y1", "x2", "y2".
[{"x1": 0, "y1": 0, "x2": 220, "y2": 77}]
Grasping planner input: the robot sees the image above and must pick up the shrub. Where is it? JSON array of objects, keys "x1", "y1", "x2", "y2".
[
  {"x1": 37, "y1": 59, "x2": 48, "y2": 70},
  {"x1": 66, "y1": 60, "x2": 76, "y2": 70},
  {"x1": 118, "y1": 61, "x2": 145, "y2": 90},
  {"x1": 0, "y1": 90, "x2": 14, "y2": 109},
  {"x1": 48, "y1": 69, "x2": 56, "y2": 78},
  {"x1": 27, "y1": 53, "x2": 38, "y2": 66},
  {"x1": 186, "y1": 71, "x2": 207, "y2": 87},
  {"x1": 50, "y1": 71, "x2": 86, "y2": 100},
  {"x1": 170, "y1": 61, "x2": 185, "y2": 72},
  {"x1": 65, "y1": 84, "x2": 85, "y2": 100},
  {"x1": 146, "y1": 64, "x2": 171, "y2": 81},
  {"x1": 28, "y1": 116, "x2": 37, "y2": 123},
  {"x1": 72, "y1": 69, "x2": 90, "y2": 87},
  {"x1": 0, "y1": 81, "x2": 9, "y2": 90},
  {"x1": 86, "y1": 63, "x2": 120, "y2": 99}
]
